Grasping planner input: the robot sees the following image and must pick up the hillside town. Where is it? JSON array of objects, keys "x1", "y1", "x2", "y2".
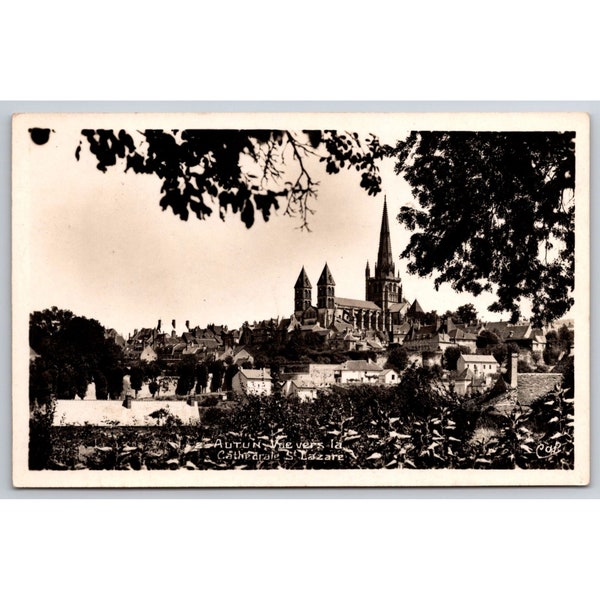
[{"x1": 33, "y1": 201, "x2": 574, "y2": 427}]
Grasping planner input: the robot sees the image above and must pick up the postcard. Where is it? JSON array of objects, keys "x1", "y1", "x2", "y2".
[{"x1": 12, "y1": 112, "x2": 590, "y2": 486}]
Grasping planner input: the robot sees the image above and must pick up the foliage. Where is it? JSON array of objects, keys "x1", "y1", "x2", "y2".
[
  {"x1": 29, "y1": 402, "x2": 56, "y2": 470},
  {"x1": 385, "y1": 346, "x2": 409, "y2": 371},
  {"x1": 29, "y1": 307, "x2": 125, "y2": 405},
  {"x1": 40, "y1": 367, "x2": 575, "y2": 471},
  {"x1": 77, "y1": 129, "x2": 389, "y2": 230},
  {"x1": 148, "y1": 380, "x2": 159, "y2": 398},
  {"x1": 456, "y1": 303, "x2": 478, "y2": 325},
  {"x1": 210, "y1": 360, "x2": 225, "y2": 392},
  {"x1": 129, "y1": 366, "x2": 144, "y2": 397},
  {"x1": 175, "y1": 360, "x2": 196, "y2": 396},
  {"x1": 443, "y1": 346, "x2": 461, "y2": 371},
  {"x1": 477, "y1": 330, "x2": 500, "y2": 349},
  {"x1": 393, "y1": 131, "x2": 576, "y2": 326}
]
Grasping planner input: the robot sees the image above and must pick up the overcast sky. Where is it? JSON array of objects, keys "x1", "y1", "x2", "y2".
[{"x1": 16, "y1": 113, "x2": 572, "y2": 337}]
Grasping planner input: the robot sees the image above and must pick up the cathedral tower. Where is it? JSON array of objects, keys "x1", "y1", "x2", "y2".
[
  {"x1": 317, "y1": 263, "x2": 335, "y2": 328},
  {"x1": 317, "y1": 263, "x2": 335, "y2": 309},
  {"x1": 366, "y1": 198, "x2": 402, "y2": 311},
  {"x1": 294, "y1": 267, "x2": 312, "y2": 314}
]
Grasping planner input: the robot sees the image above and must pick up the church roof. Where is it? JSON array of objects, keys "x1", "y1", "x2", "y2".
[
  {"x1": 388, "y1": 301, "x2": 410, "y2": 313},
  {"x1": 409, "y1": 299, "x2": 425, "y2": 314},
  {"x1": 335, "y1": 297, "x2": 381, "y2": 311},
  {"x1": 294, "y1": 267, "x2": 312, "y2": 289},
  {"x1": 317, "y1": 263, "x2": 335, "y2": 286}
]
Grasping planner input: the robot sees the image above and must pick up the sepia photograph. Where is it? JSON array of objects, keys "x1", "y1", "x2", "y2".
[{"x1": 12, "y1": 112, "x2": 590, "y2": 487}]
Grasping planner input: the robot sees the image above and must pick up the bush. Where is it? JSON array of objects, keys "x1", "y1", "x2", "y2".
[
  {"x1": 201, "y1": 396, "x2": 219, "y2": 407},
  {"x1": 34, "y1": 364, "x2": 576, "y2": 472}
]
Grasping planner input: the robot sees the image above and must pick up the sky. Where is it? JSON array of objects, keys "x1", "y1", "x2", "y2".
[{"x1": 15, "y1": 113, "x2": 570, "y2": 337}]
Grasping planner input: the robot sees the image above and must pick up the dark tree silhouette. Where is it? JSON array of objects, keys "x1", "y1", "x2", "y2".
[
  {"x1": 29, "y1": 307, "x2": 124, "y2": 405},
  {"x1": 385, "y1": 346, "x2": 409, "y2": 371},
  {"x1": 477, "y1": 330, "x2": 500, "y2": 349},
  {"x1": 392, "y1": 131, "x2": 576, "y2": 326},
  {"x1": 456, "y1": 303, "x2": 478, "y2": 325},
  {"x1": 443, "y1": 346, "x2": 461, "y2": 371},
  {"x1": 129, "y1": 366, "x2": 144, "y2": 398},
  {"x1": 76, "y1": 129, "x2": 389, "y2": 229}
]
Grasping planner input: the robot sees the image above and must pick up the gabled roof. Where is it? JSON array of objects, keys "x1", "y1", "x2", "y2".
[
  {"x1": 240, "y1": 368, "x2": 272, "y2": 381},
  {"x1": 198, "y1": 338, "x2": 220, "y2": 349},
  {"x1": 408, "y1": 299, "x2": 425, "y2": 314},
  {"x1": 461, "y1": 354, "x2": 499, "y2": 364},
  {"x1": 294, "y1": 267, "x2": 312, "y2": 289},
  {"x1": 379, "y1": 369, "x2": 398, "y2": 377},
  {"x1": 181, "y1": 331, "x2": 197, "y2": 344},
  {"x1": 342, "y1": 360, "x2": 383, "y2": 372},
  {"x1": 329, "y1": 318, "x2": 353, "y2": 333},
  {"x1": 452, "y1": 367, "x2": 475, "y2": 381},
  {"x1": 233, "y1": 346, "x2": 253, "y2": 357},
  {"x1": 448, "y1": 328, "x2": 478, "y2": 341},
  {"x1": 335, "y1": 297, "x2": 381, "y2": 311},
  {"x1": 388, "y1": 301, "x2": 410, "y2": 313},
  {"x1": 393, "y1": 322, "x2": 412, "y2": 334},
  {"x1": 484, "y1": 322, "x2": 532, "y2": 341},
  {"x1": 317, "y1": 263, "x2": 336, "y2": 286},
  {"x1": 367, "y1": 338, "x2": 384, "y2": 350}
]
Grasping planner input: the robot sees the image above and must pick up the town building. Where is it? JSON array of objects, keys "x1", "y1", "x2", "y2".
[{"x1": 231, "y1": 368, "x2": 273, "y2": 396}]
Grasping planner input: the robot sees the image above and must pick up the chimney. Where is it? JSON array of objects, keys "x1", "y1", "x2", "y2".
[
  {"x1": 508, "y1": 352, "x2": 518, "y2": 388},
  {"x1": 157, "y1": 319, "x2": 162, "y2": 332},
  {"x1": 186, "y1": 320, "x2": 190, "y2": 330}
]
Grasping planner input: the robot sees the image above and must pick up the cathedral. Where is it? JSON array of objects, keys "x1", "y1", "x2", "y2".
[{"x1": 294, "y1": 199, "x2": 411, "y2": 338}]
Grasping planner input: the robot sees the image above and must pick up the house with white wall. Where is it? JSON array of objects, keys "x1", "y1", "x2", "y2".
[{"x1": 231, "y1": 368, "x2": 272, "y2": 396}]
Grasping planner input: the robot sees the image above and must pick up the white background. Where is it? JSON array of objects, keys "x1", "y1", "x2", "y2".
[{"x1": 1, "y1": 1, "x2": 598, "y2": 598}]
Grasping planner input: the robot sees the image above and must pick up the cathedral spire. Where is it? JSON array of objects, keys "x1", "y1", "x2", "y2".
[
  {"x1": 376, "y1": 197, "x2": 395, "y2": 277},
  {"x1": 294, "y1": 266, "x2": 312, "y2": 289}
]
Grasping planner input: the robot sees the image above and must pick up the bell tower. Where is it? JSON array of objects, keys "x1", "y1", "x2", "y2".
[
  {"x1": 317, "y1": 263, "x2": 335, "y2": 309},
  {"x1": 366, "y1": 198, "x2": 402, "y2": 311},
  {"x1": 294, "y1": 267, "x2": 312, "y2": 314}
]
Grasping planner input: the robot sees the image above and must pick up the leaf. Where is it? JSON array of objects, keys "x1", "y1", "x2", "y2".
[
  {"x1": 366, "y1": 452, "x2": 382, "y2": 460},
  {"x1": 241, "y1": 199, "x2": 255, "y2": 228},
  {"x1": 342, "y1": 448, "x2": 357, "y2": 459}
]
